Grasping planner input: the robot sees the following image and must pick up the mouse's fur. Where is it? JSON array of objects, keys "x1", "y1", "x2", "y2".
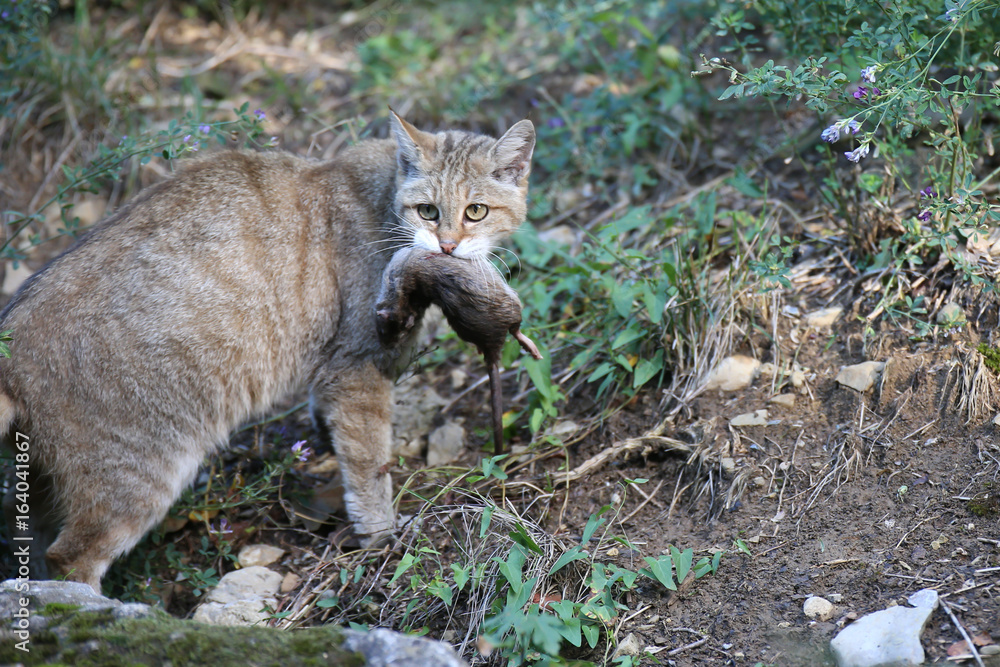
[{"x1": 375, "y1": 248, "x2": 541, "y2": 454}]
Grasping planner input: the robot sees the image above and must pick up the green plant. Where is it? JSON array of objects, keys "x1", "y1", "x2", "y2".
[
  {"x1": 977, "y1": 342, "x2": 1000, "y2": 373},
  {"x1": 706, "y1": 0, "x2": 1000, "y2": 330}
]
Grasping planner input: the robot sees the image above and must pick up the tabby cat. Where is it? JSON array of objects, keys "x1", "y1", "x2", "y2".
[{"x1": 0, "y1": 111, "x2": 534, "y2": 591}]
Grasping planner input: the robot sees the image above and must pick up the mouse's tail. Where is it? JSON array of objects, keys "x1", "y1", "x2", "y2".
[{"x1": 489, "y1": 363, "x2": 505, "y2": 456}]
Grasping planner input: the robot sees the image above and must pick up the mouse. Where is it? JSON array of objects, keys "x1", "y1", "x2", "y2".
[{"x1": 375, "y1": 247, "x2": 542, "y2": 455}]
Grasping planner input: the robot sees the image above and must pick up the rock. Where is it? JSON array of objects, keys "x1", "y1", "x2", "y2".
[
  {"x1": 546, "y1": 420, "x2": 580, "y2": 437},
  {"x1": 803, "y1": 596, "x2": 835, "y2": 621},
  {"x1": 538, "y1": 225, "x2": 579, "y2": 248},
  {"x1": 426, "y1": 421, "x2": 466, "y2": 466},
  {"x1": 769, "y1": 393, "x2": 796, "y2": 408},
  {"x1": 0, "y1": 579, "x2": 466, "y2": 666},
  {"x1": 907, "y1": 588, "x2": 938, "y2": 609},
  {"x1": 994, "y1": 413, "x2": 1000, "y2": 427},
  {"x1": 192, "y1": 566, "x2": 283, "y2": 627},
  {"x1": 2, "y1": 262, "x2": 34, "y2": 297},
  {"x1": 836, "y1": 361, "x2": 885, "y2": 392},
  {"x1": 343, "y1": 627, "x2": 467, "y2": 666},
  {"x1": 790, "y1": 363, "x2": 806, "y2": 389},
  {"x1": 612, "y1": 632, "x2": 642, "y2": 658},
  {"x1": 804, "y1": 306, "x2": 843, "y2": 329},
  {"x1": 830, "y1": 588, "x2": 938, "y2": 667},
  {"x1": 829, "y1": 593, "x2": 844, "y2": 603},
  {"x1": 981, "y1": 645, "x2": 1000, "y2": 656},
  {"x1": 237, "y1": 544, "x2": 285, "y2": 569},
  {"x1": 0, "y1": 579, "x2": 157, "y2": 629},
  {"x1": 392, "y1": 376, "x2": 448, "y2": 458},
  {"x1": 280, "y1": 572, "x2": 301, "y2": 594},
  {"x1": 721, "y1": 457, "x2": 737, "y2": 476},
  {"x1": 705, "y1": 355, "x2": 761, "y2": 391},
  {"x1": 731, "y1": 409, "x2": 769, "y2": 427},
  {"x1": 936, "y1": 302, "x2": 966, "y2": 325}
]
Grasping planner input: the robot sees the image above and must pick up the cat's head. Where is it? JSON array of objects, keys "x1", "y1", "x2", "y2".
[{"x1": 389, "y1": 110, "x2": 534, "y2": 259}]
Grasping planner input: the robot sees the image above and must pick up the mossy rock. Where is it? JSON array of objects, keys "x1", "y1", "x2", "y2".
[{"x1": 1, "y1": 607, "x2": 364, "y2": 667}]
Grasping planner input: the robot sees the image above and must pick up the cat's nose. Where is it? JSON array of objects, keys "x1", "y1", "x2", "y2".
[{"x1": 439, "y1": 241, "x2": 457, "y2": 254}]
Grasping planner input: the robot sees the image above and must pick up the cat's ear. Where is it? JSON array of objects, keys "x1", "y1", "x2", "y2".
[
  {"x1": 490, "y1": 119, "x2": 535, "y2": 186},
  {"x1": 389, "y1": 109, "x2": 434, "y2": 178}
]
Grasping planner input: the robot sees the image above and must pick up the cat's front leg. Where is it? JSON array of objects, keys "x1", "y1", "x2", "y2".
[{"x1": 310, "y1": 361, "x2": 395, "y2": 545}]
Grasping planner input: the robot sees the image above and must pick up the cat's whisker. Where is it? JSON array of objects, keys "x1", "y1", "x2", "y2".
[{"x1": 490, "y1": 245, "x2": 521, "y2": 273}]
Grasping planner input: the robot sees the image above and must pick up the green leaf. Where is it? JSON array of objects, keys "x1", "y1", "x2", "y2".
[
  {"x1": 581, "y1": 512, "x2": 606, "y2": 544},
  {"x1": 640, "y1": 555, "x2": 676, "y2": 590},
  {"x1": 642, "y1": 283, "x2": 667, "y2": 324},
  {"x1": 672, "y1": 546, "x2": 693, "y2": 584},
  {"x1": 611, "y1": 282, "x2": 636, "y2": 318},
  {"x1": 427, "y1": 579, "x2": 453, "y2": 607},
  {"x1": 451, "y1": 564, "x2": 469, "y2": 592},
  {"x1": 611, "y1": 325, "x2": 645, "y2": 350},
  {"x1": 582, "y1": 621, "x2": 601, "y2": 647},
  {"x1": 479, "y1": 504, "x2": 495, "y2": 538},
  {"x1": 549, "y1": 546, "x2": 589, "y2": 575},
  {"x1": 633, "y1": 350, "x2": 664, "y2": 388},
  {"x1": 315, "y1": 596, "x2": 339, "y2": 608},
  {"x1": 389, "y1": 552, "x2": 416, "y2": 587},
  {"x1": 509, "y1": 522, "x2": 544, "y2": 555}
]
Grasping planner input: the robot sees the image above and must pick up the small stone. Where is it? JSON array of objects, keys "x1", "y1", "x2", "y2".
[
  {"x1": 830, "y1": 597, "x2": 935, "y2": 667},
  {"x1": 936, "y1": 302, "x2": 966, "y2": 325},
  {"x1": 192, "y1": 566, "x2": 283, "y2": 627},
  {"x1": 449, "y1": 368, "x2": 468, "y2": 389},
  {"x1": 769, "y1": 393, "x2": 796, "y2": 408},
  {"x1": 721, "y1": 457, "x2": 737, "y2": 476},
  {"x1": 238, "y1": 544, "x2": 285, "y2": 568},
  {"x1": 981, "y1": 645, "x2": 1000, "y2": 656},
  {"x1": 280, "y1": 572, "x2": 301, "y2": 594},
  {"x1": 705, "y1": 355, "x2": 761, "y2": 392},
  {"x1": 836, "y1": 361, "x2": 885, "y2": 392},
  {"x1": 612, "y1": 632, "x2": 642, "y2": 658},
  {"x1": 426, "y1": 421, "x2": 466, "y2": 466},
  {"x1": 804, "y1": 306, "x2": 843, "y2": 329},
  {"x1": 828, "y1": 593, "x2": 843, "y2": 603},
  {"x1": 538, "y1": 225, "x2": 579, "y2": 248},
  {"x1": 993, "y1": 413, "x2": 1000, "y2": 427},
  {"x1": 804, "y1": 596, "x2": 835, "y2": 621},
  {"x1": 730, "y1": 409, "x2": 769, "y2": 427},
  {"x1": 546, "y1": 420, "x2": 580, "y2": 437},
  {"x1": 790, "y1": 364, "x2": 806, "y2": 389},
  {"x1": 753, "y1": 476, "x2": 767, "y2": 487}
]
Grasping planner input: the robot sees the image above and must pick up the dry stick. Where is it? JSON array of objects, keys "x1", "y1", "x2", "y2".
[
  {"x1": 623, "y1": 478, "x2": 666, "y2": 523},
  {"x1": 940, "y1": 598, "x2": 986, "y2": 667},
  {"x1": 26, "y1": 133, "x2": 82, "y2": 213}
]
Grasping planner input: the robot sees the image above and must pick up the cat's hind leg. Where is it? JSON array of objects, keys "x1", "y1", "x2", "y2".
[{"x1": 44, "y1": 443, "x2": 203, "y2": 593}]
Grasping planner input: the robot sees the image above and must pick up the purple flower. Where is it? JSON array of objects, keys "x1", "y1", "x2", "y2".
[
  {"x1": 861, "y1": 66, "x2": 877, "y2": 83},
  {"x1": 199, "y1": 124, "x2": 211, "y2": 134},
  {"x1": 254, "y1": 108, "x2": 266, "y2": 121},
  {"x1": 1, "y1": 10, "x2": 9, "y2": 19},
  {"x1": 821, "y1": 124, "x2": 840, "y2": 142},
  {"x1": 844, "y1": 143, "x2": 870, "y2": 162},
  {"x1": 853, "y1": 86, "x2": 868, "y2": 100},
  {"x1": 547, "y1": 117, "x2": 566, "y2": 129},
  {"x1": 291, "y1": 440, "x2": 312, "y2": 462},
  {"x1": 846, "y1": 119, "x2": 861, "y2": 135},
  {"x1": 918, "y1": 209, "x2": 932, "y2": 221},
  {"x1": 211, "y1": 517, "x2": 233, "y2": 536},
  {"x1": 920, "y1": 186, "x2": 937, "y2": 198},
  {"x1": 182, "y1": 134, "x2": 192, "y2": 143},
  {"x1": 870, "y1": 87, "x2": 881, "y2": 97}
]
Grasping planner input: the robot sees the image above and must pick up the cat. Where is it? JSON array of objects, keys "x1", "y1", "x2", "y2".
[{"x1": 0, "y1": 110, "x2": 534, "y2": 592}]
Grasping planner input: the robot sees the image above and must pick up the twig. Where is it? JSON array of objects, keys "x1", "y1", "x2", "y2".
[
  {"x1": 623, "y1": 477, "x2": 666, "y2": 523},
  {"x1": 939, "y1": 597, "x2": 986, "y2": 667}
]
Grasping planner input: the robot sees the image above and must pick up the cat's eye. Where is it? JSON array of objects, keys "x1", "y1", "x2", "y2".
[
  {"x1": 465, "y1": 203, "x2": 489, "y2": 222},
  {"x1": 417, "y1": 204, "x2": 439, "y2": 221}
]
